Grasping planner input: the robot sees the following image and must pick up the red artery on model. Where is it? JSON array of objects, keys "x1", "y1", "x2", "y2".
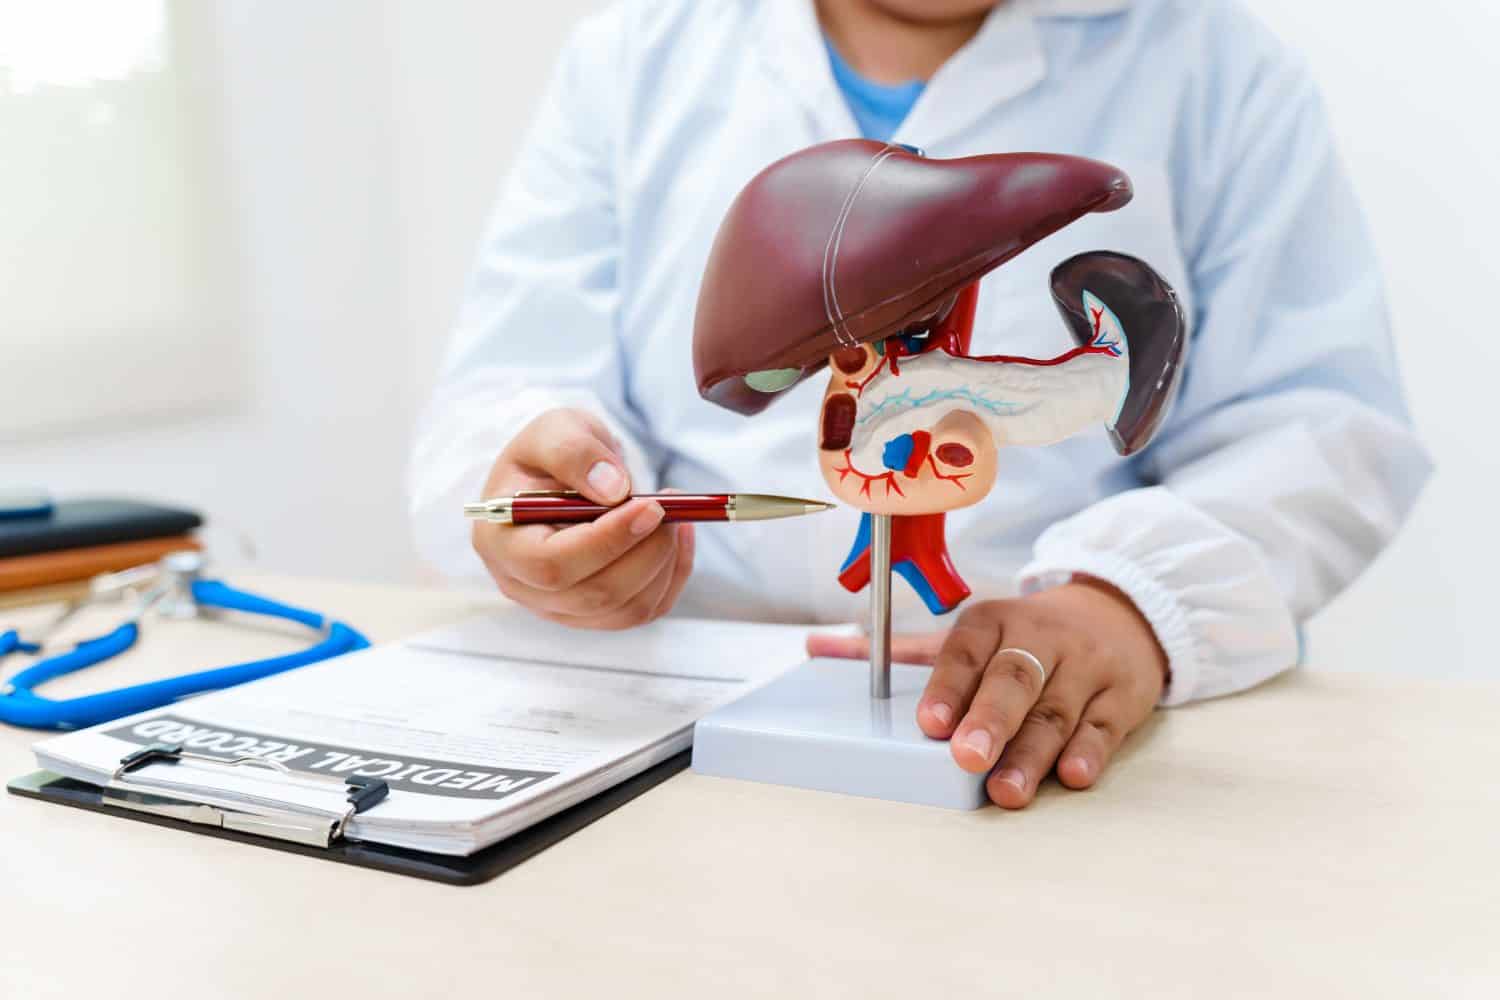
[
  {"x1": 836, "y1": 287, "x2": 979, "y2": 615},
  {"x1": 838, "y1": 510, "x2": 972, "y2": 615}
]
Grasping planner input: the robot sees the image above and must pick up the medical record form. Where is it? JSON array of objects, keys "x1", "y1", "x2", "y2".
[{"x1": 29, "y1": 613, "x2": 813, "y2": 855}]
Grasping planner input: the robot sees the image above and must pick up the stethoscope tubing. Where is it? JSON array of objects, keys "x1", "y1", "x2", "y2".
[{"x1": 0, "y1": 579, "x2": 369, "y2": 731}]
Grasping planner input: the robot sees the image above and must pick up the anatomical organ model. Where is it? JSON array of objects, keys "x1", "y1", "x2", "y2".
[{"x1": 693, "y1": 141, "x2": 1186, "y2": 679}]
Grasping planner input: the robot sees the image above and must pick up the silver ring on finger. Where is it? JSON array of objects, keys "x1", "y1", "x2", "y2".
[{"x1": 995, "y1": 647, "x2": 1047, "y2": 687}]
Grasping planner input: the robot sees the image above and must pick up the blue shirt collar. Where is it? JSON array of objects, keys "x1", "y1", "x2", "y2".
[
  {"x1": 823, "y1": 38, "x2": 926, "y2": 143},
  {"x1": 757, "y1": 1, "x2": 1134, "y2": 149}
]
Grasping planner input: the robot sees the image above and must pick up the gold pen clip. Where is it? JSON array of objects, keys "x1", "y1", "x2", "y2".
[{"x1": 511, "y1": 489, "x2": 584, "y2": 498}]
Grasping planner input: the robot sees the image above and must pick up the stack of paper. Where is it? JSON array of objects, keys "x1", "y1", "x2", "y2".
[{"x1": 31, "y1": 611, "x2": 817, "y2": 856}]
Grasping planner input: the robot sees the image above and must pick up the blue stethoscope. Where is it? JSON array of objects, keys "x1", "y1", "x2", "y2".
[{"x1": 0, "y1": 552, "x2": 369, "y2": 731}]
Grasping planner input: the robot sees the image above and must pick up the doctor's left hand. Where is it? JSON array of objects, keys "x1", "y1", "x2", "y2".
[{"x1": 806, "y1": 577, "x2": 1168, "y2": 809}]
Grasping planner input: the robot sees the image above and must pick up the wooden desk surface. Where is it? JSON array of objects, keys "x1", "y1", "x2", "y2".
[{"x1": 1, "y1": 574, "x2": 1495, "y2": 999}]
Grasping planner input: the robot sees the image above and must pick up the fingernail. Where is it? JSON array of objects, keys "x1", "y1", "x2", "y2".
[
  {"x1": 927, "y1": 701, "x2": 954, "y2": 727},
  {"x1": 1067, "y1": 756, "x2": 1092, "y2": 781},
  {"x1": 960, "y1": 729, "x2": 992, "y2": 762},
  {"x1": 587, "y1": 461, "x2": 626, "y2": 500},
  {"x1": 996, "y1": 768, "x2": 1026, "y2": 792},
  {"x1": 630, "y1": 502, "x2": 664, "y2": 537}
]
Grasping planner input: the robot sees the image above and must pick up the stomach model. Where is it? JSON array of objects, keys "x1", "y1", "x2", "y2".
[
  {"x1": 820, "y1": 284, "x2": 1129, "y2": 514},
  {"x1": 823, "y1": 265, "x2": 1179, "y2": 615}
]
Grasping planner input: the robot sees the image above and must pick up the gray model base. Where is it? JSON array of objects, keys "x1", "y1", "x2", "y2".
[{"x1": 692, "y1": 658, "x2": 987, "y2": 810}]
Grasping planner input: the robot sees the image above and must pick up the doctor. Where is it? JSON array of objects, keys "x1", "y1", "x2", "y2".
[{"x1": 410, "y1": 0, "x2": 1430, "y2": 808}]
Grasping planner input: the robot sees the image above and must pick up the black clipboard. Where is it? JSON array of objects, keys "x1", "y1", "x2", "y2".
[{"x1": 7, "y1": 750, "x2": 688, "y2": 886}]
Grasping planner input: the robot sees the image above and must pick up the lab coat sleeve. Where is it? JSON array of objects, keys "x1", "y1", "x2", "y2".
[
  {"x1": 1016, "y1": 54, "x2": 1432, "y2": 705},
  {"x1": 408, "y1": 10, "x2": 664, "y2": 583}
]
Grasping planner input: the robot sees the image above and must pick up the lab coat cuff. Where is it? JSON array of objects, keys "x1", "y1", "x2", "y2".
[{"x1": 1017, "y1": 544, "x2": 1203, "y2": 707}]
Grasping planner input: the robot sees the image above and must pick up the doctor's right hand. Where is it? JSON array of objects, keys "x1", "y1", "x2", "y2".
[{"x1": 471, "y1": 408, "x2": 695, "y2": 630}]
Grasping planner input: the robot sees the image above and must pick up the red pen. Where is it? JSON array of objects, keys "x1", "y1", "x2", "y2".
[{"x1": 463, "y1": 490, "x2": 834, "y2": 525}]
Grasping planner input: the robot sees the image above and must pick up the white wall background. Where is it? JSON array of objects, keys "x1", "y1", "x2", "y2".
[
  {"x1": 6, "y1": 0, "x2": 602, "y2": 583},
  {"x1": 1249, "y1": 0, "x2": 1499, "y2": 678},
  {"x1": 6, "y1": 0, "x2": 1494, "y2": 675}
]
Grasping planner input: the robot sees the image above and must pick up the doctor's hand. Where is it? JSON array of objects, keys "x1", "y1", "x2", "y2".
[
  {"x1": 472, "y1": 408, "x2": 695, "y2": 630},
  {"x1": 806, "y1": 578, "x2": 1167, "y2": 809}
]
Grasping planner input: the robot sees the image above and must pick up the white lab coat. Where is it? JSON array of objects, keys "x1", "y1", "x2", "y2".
[{"x1": 409, "y1": 0, "x2": 1432, "y2": 705}]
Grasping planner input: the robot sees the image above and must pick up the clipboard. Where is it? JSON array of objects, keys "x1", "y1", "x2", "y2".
[{"x1": 7, "y1": 747, "x2": 689, "y2": 886}]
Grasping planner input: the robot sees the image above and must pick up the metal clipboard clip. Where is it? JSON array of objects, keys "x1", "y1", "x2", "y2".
[{"x1": 98, "y1": 743, "x2": 390, "y2": 848}]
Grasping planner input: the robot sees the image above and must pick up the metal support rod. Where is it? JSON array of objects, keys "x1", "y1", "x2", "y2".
[{"x1": 869, "y1": 513, "x2": 893, "y2": 699}]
